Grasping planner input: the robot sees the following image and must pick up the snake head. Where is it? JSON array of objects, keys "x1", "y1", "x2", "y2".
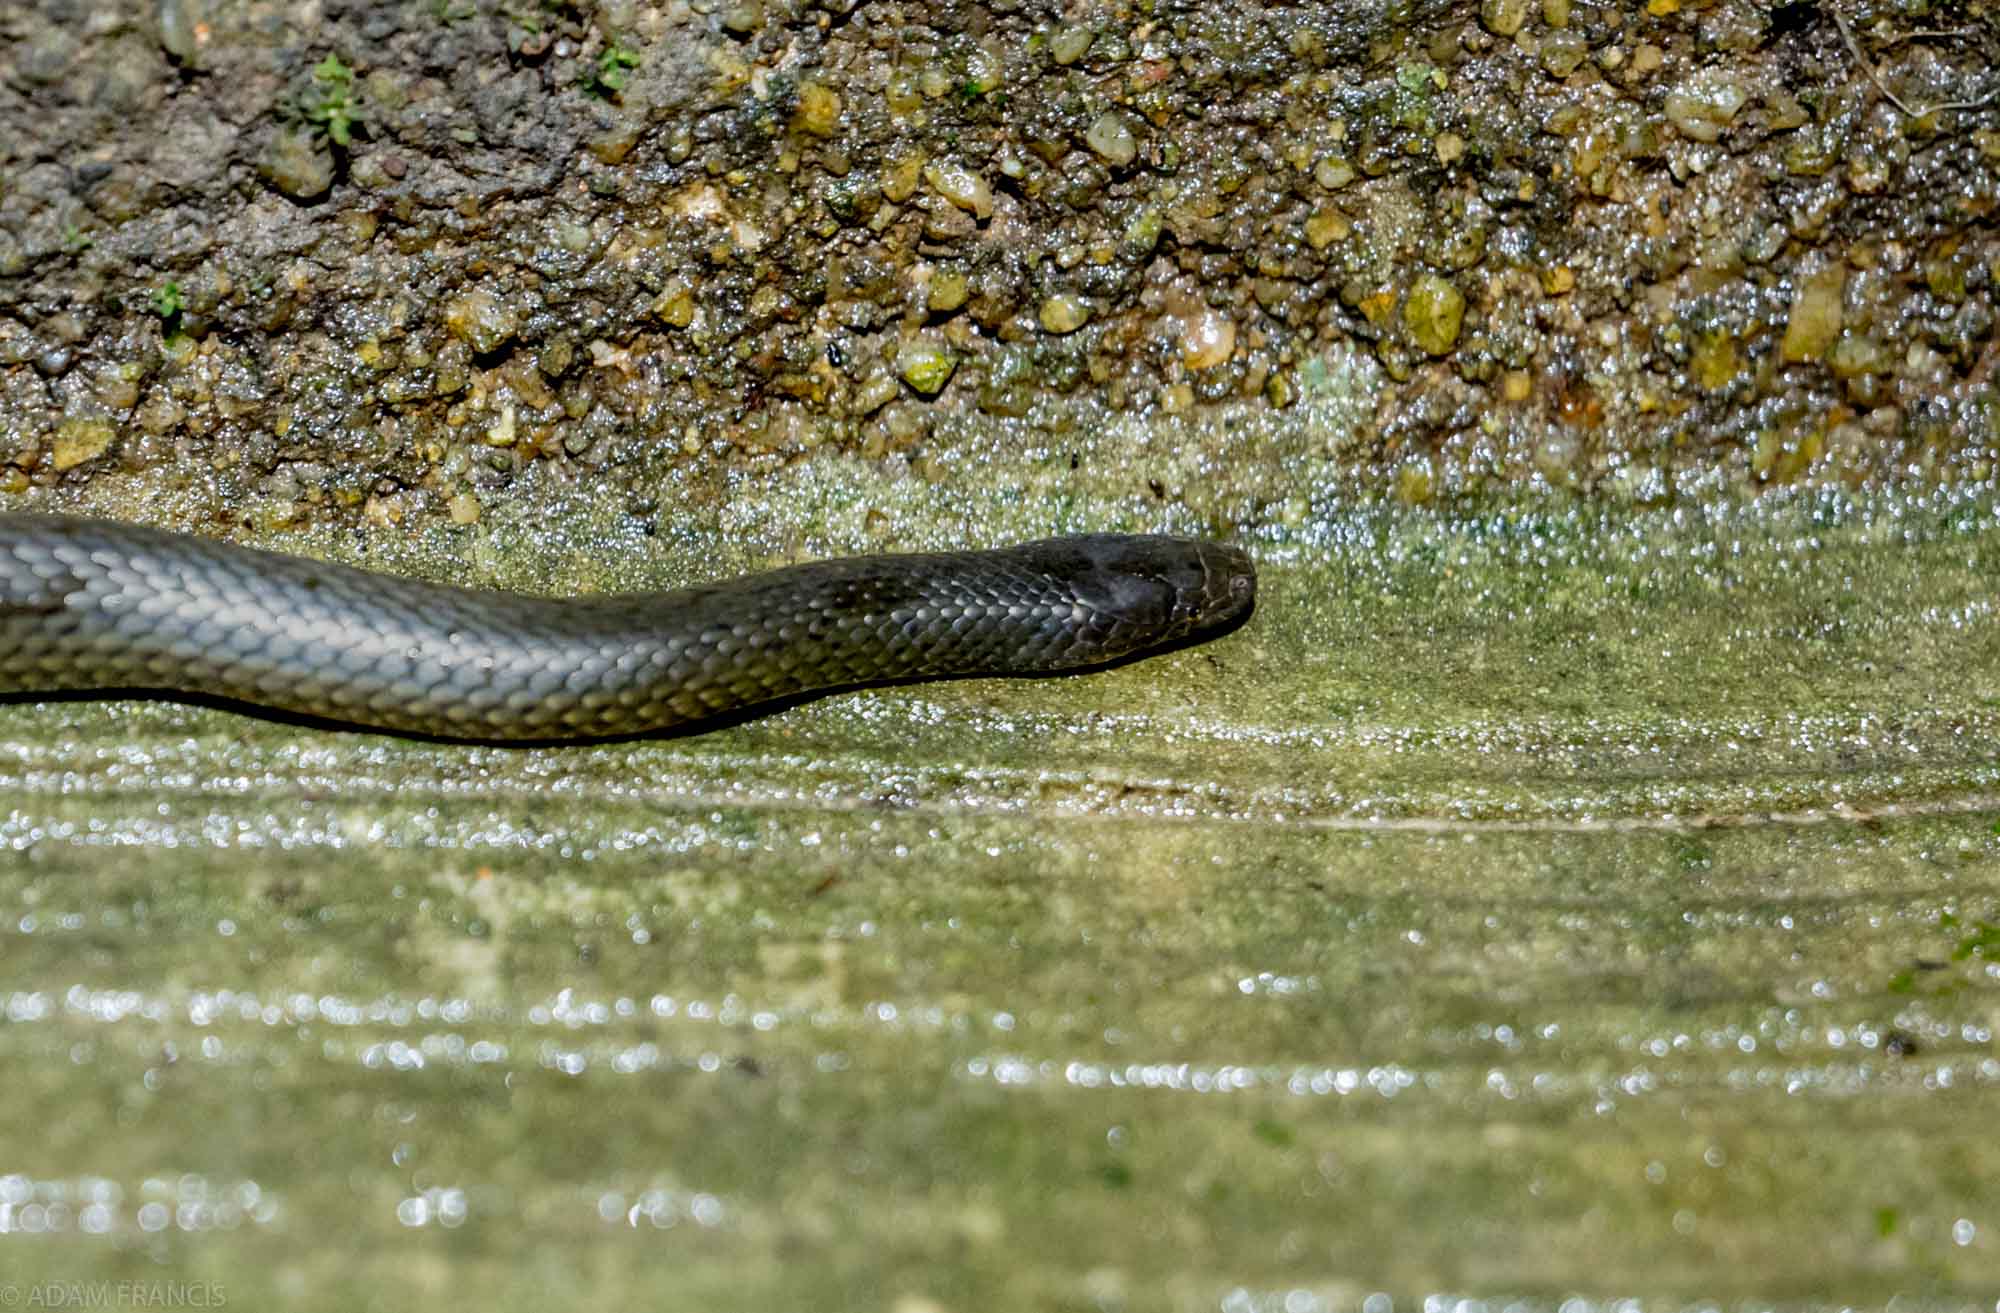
[{"x1": 1051, "y1": 534, "x2": 1257, "y2": 663}]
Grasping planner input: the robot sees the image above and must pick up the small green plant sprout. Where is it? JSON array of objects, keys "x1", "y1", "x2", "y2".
[
  {"x1": 299, "y1": 54, "x2": 367, "y2": 147},
  {"x1": 586, "y1": 42, "x2": 641, "y2": 98},
  {"x1": 147, "y1": 281, "x2": 191, "y2": 346},
  {"x1": 149, "y1": 282, "x2": 184, "y2": 325}
]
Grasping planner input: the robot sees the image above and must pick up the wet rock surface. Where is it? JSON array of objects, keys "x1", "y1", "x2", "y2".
[{"x1": 0, "y1": 0, "x2": 1994, "y2": 528}]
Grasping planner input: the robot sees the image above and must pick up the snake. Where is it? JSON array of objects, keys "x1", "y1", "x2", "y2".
[{"x1": 0, "y1": 513, "x2": 1255, "y2": 742}]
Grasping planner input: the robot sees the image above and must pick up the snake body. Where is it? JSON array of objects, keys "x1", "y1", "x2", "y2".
[{"x1": 0, "y1": 514, "x2": 1255, "y2": 741}]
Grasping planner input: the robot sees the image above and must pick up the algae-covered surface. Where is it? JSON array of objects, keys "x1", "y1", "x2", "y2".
[{"x1": 4, "y1": 485, "x2": 2000, "y2": 1308}]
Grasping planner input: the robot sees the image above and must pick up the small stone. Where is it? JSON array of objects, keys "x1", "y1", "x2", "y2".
[
  {"x1": 17, "y1": 28, "x2": 77, "y2": 87},
  {"x1": 1313, "y1": 157, "x2": 1356, "y2": 190},
  {"x1": 1540, "y1": 31, "x2": 1589, "y2": 77},
  {"x1": 91, "y1": 363, "x2": 143, "y2": 411},
  {"x1": 1404, "y1": 274, "x2": 1466, "y2": 356},
  {"x1": 853, "y1": 372, "x2": 900, "y2": 414},
  {"x1": 920, "y1": 196, "x2": 977, "y2": 243},
  {"x1": 963, "y1": 47, "x2": 1003, "y2": 95},
  {"x1": 1927, "y1": 252, "x2": 1970, "y2": 303},
  {"x1": 897, "y1": 337, "x2": 957, "y2": 394},
  {"x1": 1783, "y1": 128, "x2": 1839, "y2": 178},
  {"x1": 483, "y1": 401, "x2": 518, "y2": 447},
  {"x1": 653, "y1": 281, "x2": 696, "y2": 328},
  {"x1": 1763, "y1": 91, "x2": 1809, "y2": 132},
  {"x1": 924, "y1": 161, "x2": 993, "y2": 219},
  {"x1": 1844, "y1": 148, "x2": 1891, "y2": 195},
  {"x1": 1085, "y1": 112, "x2": 1138, "y2": 167},
  {"x1": 1664, "y1": 75, "x2": 1748, "y2": 143},
  {"x1": 1827, "y1": 333, "x2": 1889, "y2": 379},
  {"x1": 259, "y1": 126, "x2": 335, "y2": 200},
  {"x1": 447, "y1": 492, "x2": 481, "y2": 524},
  {"x1": 884, "y1": 74, "x2": 921, "y2": 116},
  {"x1": 927, "y1": 268, "x2": 969, "y2": 313},
  {"x1": 1122, "y1": 207, "x2": 1164, "y2": 255},
  {"x1": 1781, "y1": 263, "x2": 1846, "y2": 363},
  {"x1": 1480, "y1": 0, "x2": 1533, "y2": 37},
  {"x1": 51, "y1": 419, "x2": 114, "y2": 471},
  {"x1": 882, "y1": 153, "x2": 925, "y2": 203},
  {"x1": 1038, "y1": 293, "x2": 1090, "y2": 334},
  {"x1": 1304, "y1": 207, "x2": 1351, "y2": 250},
  {"x1": 362, "y1": 70, "x2": 406, "y2": 113},
  {"x1": 1396, "y1": 459, "x2": 1435, "y2": 506},
  {"x1": 1178, "y1": 305, "x2": 1235, "y2": 370},
  {"x1": 794, "y1": 81, "x2": 842, "y2": 138},
  {"x1": 444, "y1": 290, "x2": 521, "y2": 355},
  {"x1": 1050, "y1": 26, "x2": 1093, "y2": 65},
  {"x1": 1690, "y1": 330, "x2": 1741, "y2": 391},
  {"x1": 159, "y1": 0, "x2": 199, "y2": 62},
  {"x1": 588, "y1": 118, "x2": 645, "y2": 165}
]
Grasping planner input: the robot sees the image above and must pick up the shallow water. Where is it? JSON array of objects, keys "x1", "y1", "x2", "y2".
[{"x1": 3, "y1": 489, "x2": 2000, "y2": 1309}]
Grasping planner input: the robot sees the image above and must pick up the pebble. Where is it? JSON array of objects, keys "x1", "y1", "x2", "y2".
[
  {"x1": 1404, "y1": 275, "x2": 1466, "y2": 355},
  {"x1": 1085, "y1": 112, "x2": 1137, "y2": 167},
  {"x1": 897, "y1": 337, "x2": 957, "y2": 394},
  {"x1": 1178, "y1": 304, "x2": 1235, "y2": 370},
  {"x1": 1038, "y1": 293, "x2": 1090, "y2": 334},
  {"x1": 444, "y1": 291, "x2": 521, "y2": 355},
  {"x1": 924, "y1": 162, "x2": 993, "y2": 220},
  {"x1": 259, "y1": 127, "x2": 335, "y2": 200}
]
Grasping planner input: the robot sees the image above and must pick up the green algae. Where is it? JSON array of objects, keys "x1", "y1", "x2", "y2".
[{"x1": 3, "y1": 490, "x2": 2000, "y2": 1306}]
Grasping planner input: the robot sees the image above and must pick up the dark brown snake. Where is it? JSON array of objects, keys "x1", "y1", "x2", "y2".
[{"x1": 0, "y1": 514, "x2": 1256, "y2": 741}]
